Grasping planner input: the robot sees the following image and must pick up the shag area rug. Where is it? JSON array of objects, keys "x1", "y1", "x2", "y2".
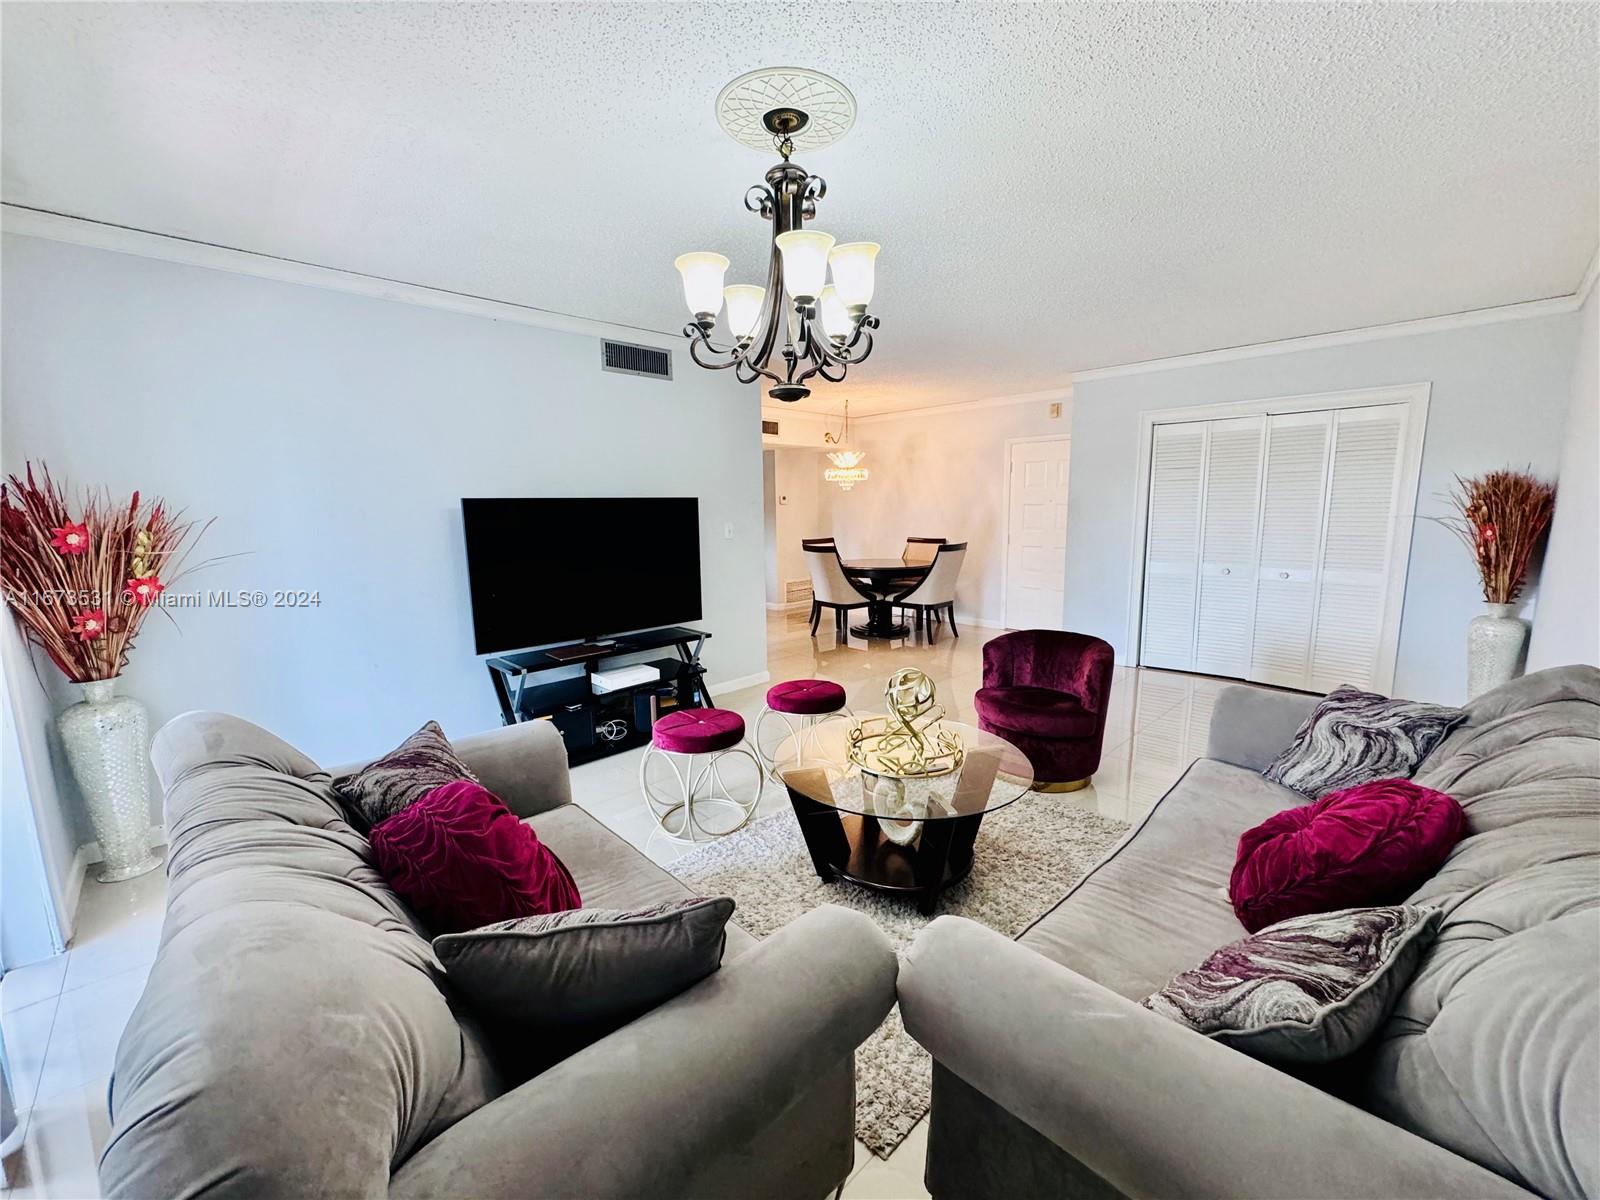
[{"x1": 671, "y1": 793, "x2": 1129, "y2": 1158}]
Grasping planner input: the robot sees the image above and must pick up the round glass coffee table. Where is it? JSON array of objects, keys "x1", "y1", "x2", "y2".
[{"x1": 776, "y1": 717, "x2": 1034, "y2": 914}]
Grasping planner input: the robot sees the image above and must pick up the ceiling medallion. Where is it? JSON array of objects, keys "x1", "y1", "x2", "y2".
[{"x1": 673, "y1": 67, "x2": 880, "y2": 405}]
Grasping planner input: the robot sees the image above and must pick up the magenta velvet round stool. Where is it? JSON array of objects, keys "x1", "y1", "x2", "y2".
[
  {"x1": 753, "y1": 679, "x2": 850, "y2": 781},
  {"x1": 639, "y1": 707, "x2": 761, "y2": 843}
]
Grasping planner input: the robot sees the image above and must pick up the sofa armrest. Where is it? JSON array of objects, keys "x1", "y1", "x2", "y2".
[
  {"x1": 453, "y1": 719, "x2": 571, "y2": 817},
  {"x1": 1204, "y1": 685, "x2": 1318, "y2": 773},
  {"x1": 389, "y1": 905, "x2": 898, "y2": 1200},
  {"x1": 900, "y1": 917, "x2": 1529, "y2": 1200}
]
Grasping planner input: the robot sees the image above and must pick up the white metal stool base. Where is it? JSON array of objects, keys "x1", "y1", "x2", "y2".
[
  {"x1": 639, "y1": 742, "x2": 763, "y2": 844},
  {"x1": 753, "y1": 706, "x2": 853, "y2": 782}
]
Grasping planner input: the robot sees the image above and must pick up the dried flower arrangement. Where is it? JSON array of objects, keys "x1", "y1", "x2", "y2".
[
  {"x1": 1, "y1": 463, "x2": 211, "y2": 682},
  {"x1": 1437, "y1": 468, "x2": 1557, "y2": 605}
]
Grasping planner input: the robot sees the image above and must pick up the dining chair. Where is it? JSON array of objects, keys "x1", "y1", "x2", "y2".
[
  {"x1": 803, "y1": 542, "x2": 870, "y2": 640},
  {"x1": 901, "y1": 536, "x2": 946, "y2": 567},
  {"x1": 896, "y1": 541, "x2": 967, "y2": 642}
]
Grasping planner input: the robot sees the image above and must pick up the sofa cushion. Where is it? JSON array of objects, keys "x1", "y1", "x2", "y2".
[
  {"x1": 1353, "y1": 666, "x2": 1600, "y2": 1200},
  {"x1": 1229, "y1": 779, "x2": 1465, "y2": 932},
  {"x1": 974, "y1": 686, "x2": 1097, "y2": 739},
  {"x1": 372, "y1": 779, "x2": 581, "y2": 933},
  {"x1": 1143, "y1": 904, "x2": 1442, "y2": 1064},
  {"x1": 335, "y1": 719, "x2": 478, "y2": 826},
  {"x1": 1263, "y1": 686, "x2": 1466, "y2": 798},
  {"x1": 1017, "y1": 757, "x2": 1304, "y2": 1000},
  {"x1": 527, "y1": 803, "x2": 759, "y2": 961},
  {"x1": 434, "y1": 896, "x2": 734, "y2": 1050}
]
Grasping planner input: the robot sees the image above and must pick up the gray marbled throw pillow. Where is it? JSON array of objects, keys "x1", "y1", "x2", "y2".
[
  {"x1": 433, "y1": 896, "x2": 735, "y2": 1033},
  {"x1": 334, "y1": 720, "x2": 478, "y2": 826},
  {"x1": 1143, "y1": 905, "x2": 1442, "y2": 1064},
  {"x1": 1264, "y1": 686, "x2": 1466, "y2": 798}
]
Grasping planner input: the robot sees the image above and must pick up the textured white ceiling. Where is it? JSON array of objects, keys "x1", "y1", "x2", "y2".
[{"x1": 3, "y1": 3, "x2": 1595, "y2": 415}]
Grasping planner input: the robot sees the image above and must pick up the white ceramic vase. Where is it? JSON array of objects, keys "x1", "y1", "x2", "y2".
[
  {"x1": 57, "y1": 678, "x2": 160, "y2": 882},
  {"x1": 1466, "y1": 602, "x2": 1528, "y2": 701}
]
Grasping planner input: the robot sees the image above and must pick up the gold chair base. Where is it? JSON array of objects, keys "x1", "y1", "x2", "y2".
[{"x1": 1032, "y1": 777, "x2": 1091, "y2": 794}]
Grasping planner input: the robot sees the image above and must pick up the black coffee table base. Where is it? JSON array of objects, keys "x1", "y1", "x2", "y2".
[
  {"x1": 787, "y1": 789, "x2": 983, "y2": 915},
  {"x1": 850, "y1": 599, "x2": 912, "y2": 640}
]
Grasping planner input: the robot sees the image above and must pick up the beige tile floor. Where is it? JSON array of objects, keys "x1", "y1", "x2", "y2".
[{"x1": 0, "y1": 609, "x2": 1276, "y2": 1199}]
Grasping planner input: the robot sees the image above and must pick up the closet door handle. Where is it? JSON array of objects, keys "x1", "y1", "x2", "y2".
[
  {"x1": 1279, "y1": 571, "x2": 1290, "y2": 580},
  {"x1": 1221, "y1": 568, "x2": 1231, "y2": 576}
]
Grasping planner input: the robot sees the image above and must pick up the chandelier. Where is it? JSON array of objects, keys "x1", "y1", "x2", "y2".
[
  {"x1": 673, "y1": 68, "x2": 881, "y2": 405},
  {"x1": 824, "y1": 451, "x2": 868, "y2": 491},
  {"x1": 823, "y1": 397, "x2": 868, "y2": 490}
]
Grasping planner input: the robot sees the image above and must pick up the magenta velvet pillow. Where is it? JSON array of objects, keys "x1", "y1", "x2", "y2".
[
  {"x1": 1230, "y1": 778, "x2": 1465, "y2": 933},
  {"x1": 370, "y1": 779, "x2": 580, "y2": 933}
]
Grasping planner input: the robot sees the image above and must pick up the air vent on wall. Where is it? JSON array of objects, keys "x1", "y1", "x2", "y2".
[
  {"x1": 762, "y1": 419, "x2": 780, "y2": 435},
  {"x1": 601, "y1": 340, "x2": 672, "y2": 380}
]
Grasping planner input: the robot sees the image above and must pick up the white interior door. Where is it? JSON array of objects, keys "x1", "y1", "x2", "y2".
[
  {"x1": 1250, "y1": 411, "x2": 1333, "y2": 688},
  {"x1": 1139, "y1": 423, "x2": 1205, "y2": 669},
  {"x1": 1308, "y1": 405, "x2": 1409, "y2": 692},
  {"x1": 1004, "y1": 438, "x2": 1070, "y2": 630},
  {"x1": 1193, "y1": 416, "x2": 1265, "y2": 677}
]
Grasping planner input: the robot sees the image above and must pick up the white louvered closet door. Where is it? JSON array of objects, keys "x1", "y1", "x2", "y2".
[
  {"x1": 1250, "y1": 412, "x2": 1332, "y2": 688},
  {"x1": 1139, "y1": 423, "x2": 1206, "y2": 670},
  {"x1": 1193, "y1": 417, "x2": 1265, "y2": 677},
  {"x1": 1308, "y1": 405, "x2": 1408, "y2": 692}
]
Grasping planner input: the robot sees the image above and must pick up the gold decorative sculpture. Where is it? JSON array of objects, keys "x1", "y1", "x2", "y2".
[{"x1": 847, "y1": 667, "x2": 966, "y2": 778}]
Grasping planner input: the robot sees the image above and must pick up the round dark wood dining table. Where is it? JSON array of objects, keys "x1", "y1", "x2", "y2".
[{"x1": 838, "y1": 558, "x2": 931, "y2": 639}]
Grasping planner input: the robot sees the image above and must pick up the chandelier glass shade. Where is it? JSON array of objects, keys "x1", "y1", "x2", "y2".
[{"x1": 673, "y1": 84, "x2": 881, "y2": 405}]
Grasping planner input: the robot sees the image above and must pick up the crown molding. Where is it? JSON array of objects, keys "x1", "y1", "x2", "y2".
[
  {"x1": 0, "y1": 204, "x2": 684, "y2": 349},
  {"x1": 1071, "y1": 287, "x2": 1591, "y2": 384},
  {"x1": 10, "y1": 203, "x2": 1592, "y2": 393},
  {"x1": 853, "y1": 386, "x2": 1074, "y2": 424}
]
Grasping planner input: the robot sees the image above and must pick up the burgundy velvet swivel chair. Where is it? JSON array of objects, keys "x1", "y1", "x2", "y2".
[{"x1": 973, "y1": 630, "x2": 1116, "y2": 791}]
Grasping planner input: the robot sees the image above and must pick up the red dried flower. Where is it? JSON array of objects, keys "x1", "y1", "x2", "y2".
[
  {"x1": 70, "y1": 609, "x2": 107, "y2": 640},
  {"x1": 124, "y1": 576, "x2": 164, "y2": 607},
  {"x1": 1478, "y1": 522, "x2": 1497, "y2": 544},
  {"x1": 50, "y1": 522, "x2": 90, "y2": 555}
]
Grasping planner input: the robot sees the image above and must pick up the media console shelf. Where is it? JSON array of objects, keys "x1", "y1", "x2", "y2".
[{"x1": 484, "y1": 626, "x2": 712, "y2": 766}]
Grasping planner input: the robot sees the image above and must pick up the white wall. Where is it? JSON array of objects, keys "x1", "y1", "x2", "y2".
[
  {"x1": 826, "y1": 398, "x2": 1071, "y2": 627},
  {"x1": 762, "y1": 451, "x2": 780, "y2": 604},
  {"x1": 1, "y1": 233, "x2": 769, "y2": 836},
  {"x1": 760, "y1": 405, "x2": 835, "y2": 449},
  {"x1": 769, "y1": 448, "x2": 827, "y2": 606},
  {"x1": 1528, "y1": 287, "x2": 1599, "y2": 671},
  {"x1": 1065, "y1": 311, "x2": 1581, "y2": 702}
]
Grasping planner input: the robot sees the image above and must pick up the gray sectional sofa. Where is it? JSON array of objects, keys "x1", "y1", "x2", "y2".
[
  {"x1": 901, "y1": 665, "x2": 1600, "y2": 1200},
  {"x1": 99, "y1": 712, "x2": 898, "y2": 1199}
]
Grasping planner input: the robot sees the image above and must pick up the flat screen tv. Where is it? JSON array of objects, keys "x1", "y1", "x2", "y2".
[{"x1": 462, "y1": 497, "x2": 702, "y2": 655}]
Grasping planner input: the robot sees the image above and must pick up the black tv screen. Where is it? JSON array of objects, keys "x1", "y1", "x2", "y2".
[{"x1": 461, "y1": 497, "x2": 702, "y2": 654}]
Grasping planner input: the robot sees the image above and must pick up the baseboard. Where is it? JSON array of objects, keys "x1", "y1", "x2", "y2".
[
  {"x1": 63, "y1": 845, "x2": 91, "y2": 937},
  {"x1": 708, "y1": 671, "x2": 771, "y2": 697},
  {"x1": 765, "y1": 601, "x2": 811, "y2": 612},
  {"x1": 963, "y1": 616, "x2": 1010, "y2": 631},
  {"x1": 61, "y1": 828, "x2": 168, "y2": 938},
  {"x1": 78, "y1": 826, "x2": 167, "y2": 866}
]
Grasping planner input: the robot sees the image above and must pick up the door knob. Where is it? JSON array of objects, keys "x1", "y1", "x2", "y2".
[
  {"x1": 1221, "y1": 568, "x2": 1231, "y2": 576},
  {"x1": 1280, "y1": 571, "x2": 1290, "y2": 579}
]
